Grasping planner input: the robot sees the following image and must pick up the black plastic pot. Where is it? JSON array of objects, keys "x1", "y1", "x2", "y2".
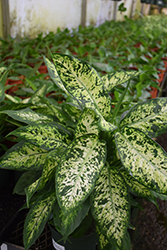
[{"x1": 50, "y1": 226, "x2": 97, "y2": 250}]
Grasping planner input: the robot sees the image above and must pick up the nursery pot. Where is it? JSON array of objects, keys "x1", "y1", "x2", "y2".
[{"x1": 50, "y1": 226, "x2": 97, "y2": 250}]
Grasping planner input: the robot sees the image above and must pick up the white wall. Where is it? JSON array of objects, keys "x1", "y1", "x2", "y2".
[
  {"x1": 9, "y1": 0, "x2": 149, "y2": 38},
  {"x1": 9, "y1": 0, "x2": 81, "y2": 37}
]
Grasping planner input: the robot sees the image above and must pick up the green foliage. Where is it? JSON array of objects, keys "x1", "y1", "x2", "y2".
[{"x1": 1, "y1": 51, "x2": 167, "y2": 250}]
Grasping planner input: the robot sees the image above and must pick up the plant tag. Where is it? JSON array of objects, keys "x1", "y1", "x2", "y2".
[{"x1": 52, "y1": 238, "x2": 66, "y2": 250}]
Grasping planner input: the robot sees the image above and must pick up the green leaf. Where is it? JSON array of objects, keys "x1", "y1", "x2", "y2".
[
  {"x1": 53, "y1": 198, "x2": 90, "y2": 241},
  {"x1": 9, "y1": 123, "x2": 67, "y2": 150},
  {"x1": 120, "y1": 98, "x2": 167, "y2": 138},
  {"x1": 0, "y1": 141, "x2": 47, "y2": 171},
  {"x1": 150, "y1": 190, "x2": 167, "y2": 201},
  {"x1": 122, "y1": 231, "x2": 131, "y2": 250},
  {"x1": 1, "y1": 107, "x2": 54, "y2": 125},
  {"x1": 56, "y1": 134, "x2": 106, "y2": 213},
  {"x1": 120, "y1": 169, "x2": 152, "y2": 198},
  {"x1": 14, "y1": 170, "x2": 41, "y2": 195},
  {"x1": 0, "y1": 84, "x2": 4, "y2": 103},
  {"x1": 43, "y1": 56, "x2": 67, "y2": 92},
  {"x1": 0, "y1": 103, "x2": 31, "y2": 112},
  {"x1": 102, "y1": 70, "x2": 140, "y2": 92},
  {"x1": 51, "y1": 53, "x2": 112, "y2": 120},
  {"x1": 115, "y1": 127, "x2": 167, "y2": 194},
  {"x1": 23, "y1": 191, "x2": 56, "y2": 250},
  {"x1": 75, "y1": 108, "x2": 99, "y2": 138},
  {"x1": 91, "y1": 164, "x2": 129, "y2": 247}
]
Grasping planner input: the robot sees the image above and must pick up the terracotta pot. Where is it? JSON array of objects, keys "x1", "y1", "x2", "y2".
[
  {"x1": 128, "y1": 66, "x2": 138, "y2": 71},
  {"x1": 150, "y1": 87, "x2": 158, "y2": 99},
  {"x1": 5, "y1": 76, "x2": 24, "y2": 95},
  {"x1": 150, "y1": 47, "x2": 159, "y2": 52},
  {"x1": 38, "y1": 65, "x2": 48, "y2": 74},
  {"x1": 134, "y1": 42, "x2": 143, "y2": 48}
]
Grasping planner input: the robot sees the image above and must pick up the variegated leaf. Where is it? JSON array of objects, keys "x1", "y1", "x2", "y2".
[
  {"x1": 96, "y1": 225, "x2": 112, "y2": 250},
  {"x1": 91, "y1": 165, "x2": 129, "y2": 247},
  {"x1": 120, "y1": 169, "x2": 152, "y2": 198},
  {"x1": 43, "y1": 56, "x2": 67, "y2": 92},
  {"x1": 56, "y1": 134, "x2": 106, "y2": 213},
  {"x1": 28, "y1": 83, "x2": 47, "y2": 104},
  {"x1": 1, "y1": 107, "x2": 54, "y2": 125},
  {"x1": 115, "y1": 127, "x2": 167, "y2": 194},
  {"x1": 98, "y1": 116, "x2": 117, "y2": 132},
  {"x1": 51, "y1": 53, "x2": 112, "y2": 120},
  {"x1": 23, "y1": 191, "x2": 56, "y2": 250},
  {"x1": 39, "y1": 146, "x2": 66, "y2": 190},
  {"x1": 102, "y1": 70, "x2": 140, "y2": 92},
  {"x1": 53, "y1": 198, "x2": 90, "y2": 241},
  {"x1": 75, "y1": 108, "x2": 99, "y2": 138},
  {"x1": 0, "y1": 141, "x2": 47, "y2": 171},
  {"x1": 25, "y1": 178, "x2": 41, "y2": 207},
  {"x1": 120, "y1": 98, "x2": 167, "y2": 138},
  {"x1": 9, "y1": 123, "x2": 67, "y2": 150}
]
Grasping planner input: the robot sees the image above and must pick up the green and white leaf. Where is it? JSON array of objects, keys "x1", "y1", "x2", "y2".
[
  {"x1": 53, "y1": 198, "x2": 90, "y2": 241},
  {"x1": 102, "y1": 70, "x2": 140, "y2": 92},
  {"x1": 96, "y1": 225, "x2": 113, "y2": 250},
  {"x1": 56, "y1": 134, "x2": 106, "y2": 213},
  {"x1": 91, "y1": 165, "x2": 129, "y2": 247},
  {"x1": 120, "y1": 169, "x2": 152, "y2": 198},
  {"x1": 43, "y1": 56, "x2": 67, "y2": 92},
  {"x1": 28, "y1": 83, "x2": 47, "y2": 104},
  {"x1": 0, "y1": 141, "x2": 47, "y2": 171},
  {"x1": 98, "y1": 116, "x2": 117, "y2": 132},
  {"x1": 8, "y1": 123, "x2": 67, "y2": 150},
  {"x1": 1, "y1": 107, "x2": 54, "y2": 125},
  {"x1": 25, "y1": 177, "x2": 41, "y2": 207},
  {"x1": 120, "y1": 98, "x2": 167, "y2": 138},
  {"x1": 75, "y1": 108, "x2": 99, "y2": 138},
  {"x1": 23, "y1": 191, "x2": 56, "y2": 250},
  {"x1": 51, "y1": 53, "x2": 112, "y2": 120},
  {"x1": 39, "y1": 146, "x2": 66, "y2": 190},
  {"x1": 115, "y1": 127, "x2": 167, "y2": 194}
]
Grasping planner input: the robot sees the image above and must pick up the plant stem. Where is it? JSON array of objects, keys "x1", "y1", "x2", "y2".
[{"x1": 111, "y1": 80, "x2": 131, "y2": 124}]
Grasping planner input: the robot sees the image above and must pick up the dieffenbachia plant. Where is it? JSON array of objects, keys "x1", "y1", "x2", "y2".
[{"x1": 1, "y1": 53, "x2": 167, "y2": 250}]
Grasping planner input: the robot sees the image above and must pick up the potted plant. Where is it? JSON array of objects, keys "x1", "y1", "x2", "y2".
[{"x1": 1, "y1": 52, "x2": 167, "y2": 250}]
